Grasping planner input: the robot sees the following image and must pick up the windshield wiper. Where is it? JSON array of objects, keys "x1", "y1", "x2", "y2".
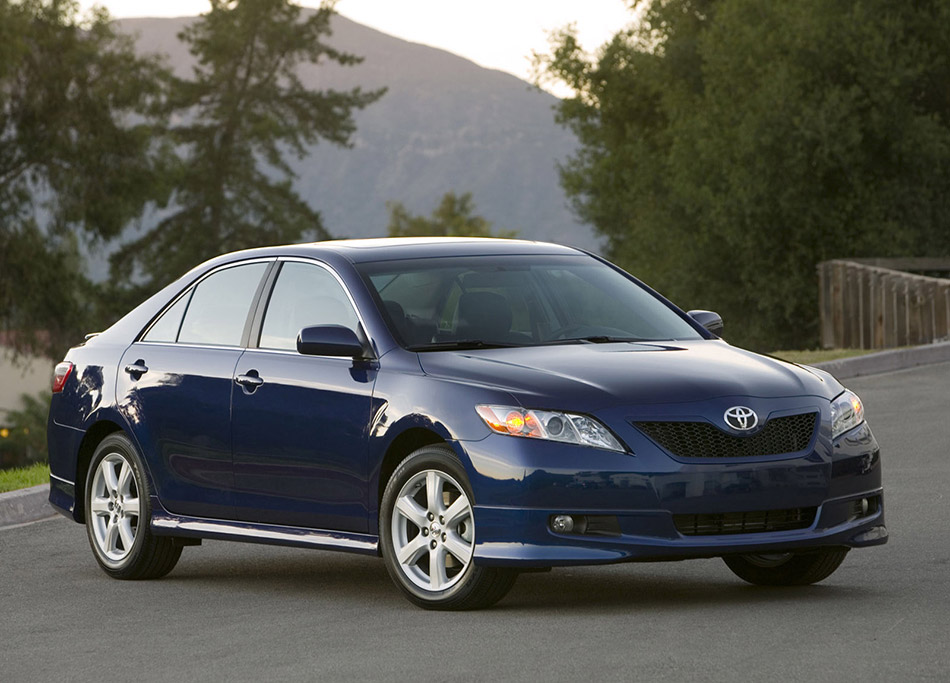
[
  {"x1": 408, "y1": 340, "x2": 522, "y2": 352},
  {"x1": 536, "y1": 335, "x2": 647, "y2": 346}
]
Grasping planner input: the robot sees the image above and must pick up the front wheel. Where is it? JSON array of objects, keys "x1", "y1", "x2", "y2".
[
  {"x1": 723, "y1": 548, "x2": 849, "y2": 586},
  {"x1": 379, "y1": 445, "x2": 517, "y2": 610},
  {"x1": 85, "y1": 433, "x2": 182, "y2": 580}
]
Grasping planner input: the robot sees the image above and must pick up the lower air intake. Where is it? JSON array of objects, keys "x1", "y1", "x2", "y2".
[{"x1": 673, "y1": 507, "x2": 817, "y2": 536}]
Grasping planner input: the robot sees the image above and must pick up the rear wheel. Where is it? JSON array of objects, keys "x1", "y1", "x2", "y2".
[
  {"x1": 85, "y1": 433, "x2": 182, "y2": 580},
  {"x1": 380, "y1": 445, "x2": 517, "y2": 610},
  {"x1": 723, "y1": 548, "x2": 849, "y2": 586}
]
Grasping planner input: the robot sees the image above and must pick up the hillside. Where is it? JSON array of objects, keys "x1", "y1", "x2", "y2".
[{"x1": 116, "y1": 13, "x2": 596, "y2": 249}]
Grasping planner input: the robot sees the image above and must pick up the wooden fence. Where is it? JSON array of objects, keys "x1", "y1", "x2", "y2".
[{"x1": 818, "y1": 258, "x2": 950, "y2": 349}]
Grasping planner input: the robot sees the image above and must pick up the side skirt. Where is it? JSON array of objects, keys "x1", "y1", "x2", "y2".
[{"x1": 151, "y1": 510, "x2": 379, "y2": 556}]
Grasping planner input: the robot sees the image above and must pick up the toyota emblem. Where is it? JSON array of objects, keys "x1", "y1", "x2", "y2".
[{"x1": 724, "y1": 406, "x2": 758, "y2": 431}]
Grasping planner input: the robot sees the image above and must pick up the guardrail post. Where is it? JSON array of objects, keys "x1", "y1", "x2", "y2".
[
  {"x1": 897, "y1": 279, "x2": 909, "y2": 347},
  {"x1": 870, "y1": 270, "x2": 883, "y2": 349},
  {"x1": 940, "y1": 282, "x2": 950, "y2": 341},
  {"x1": 845, "y1": 263, "x2": 863, "y2": 349},
  {"x1": 832, "y1": 262, "x2": 845, "y2": 349},
  {"x1": 819, "y1": 262, "x2": 833, "y2": 349},
  {"x1": 883, "y1": 274, "x2": 898, "y2": 348}
]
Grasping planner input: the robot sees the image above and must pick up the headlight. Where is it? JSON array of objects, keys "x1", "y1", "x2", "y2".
[
  {"x1": 475, "y1": 405, "x2": 626, "y2": 453},
  {"x1": 830, "y1": 390, "x2": 865, "y2": 439}
]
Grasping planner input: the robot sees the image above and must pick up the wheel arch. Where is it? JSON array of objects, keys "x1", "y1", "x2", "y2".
[
  {"x1": 376, "y1": 428, "x2": 448, "y2": 511},
  {"x1": 73, "y1": 421, "x2": 124, "y2": 523}
]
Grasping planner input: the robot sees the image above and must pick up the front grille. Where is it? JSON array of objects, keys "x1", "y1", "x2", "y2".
[
  {"x1": 634, "y1": 412, "x2": 817, "y2": 459},
  {"x1": 673, "y1": 507, "x2": 817, "y2": 536}
]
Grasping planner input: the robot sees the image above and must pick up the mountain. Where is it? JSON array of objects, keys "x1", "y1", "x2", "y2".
[{"x1": 115, "y1": 13, "x2": 598, "y2": 250}]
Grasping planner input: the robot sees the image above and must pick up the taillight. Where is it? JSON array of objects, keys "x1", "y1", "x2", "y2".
[{"x1": 52, "y1": 362, "x2": 74, "y2": 393}]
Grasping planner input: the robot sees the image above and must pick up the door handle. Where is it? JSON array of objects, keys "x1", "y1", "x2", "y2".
[
  {"x1": 235, "y1": 371, "x2": 264, "y2": 390},
  {"x1": 124, "y1": 360, "x2": 148, "y2": 377}
]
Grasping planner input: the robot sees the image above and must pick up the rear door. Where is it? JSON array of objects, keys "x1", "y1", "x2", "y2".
[
  {"x1": 117, "y1": 260, "x2": 271, "y2": 519},
  {"x1": 230, "y1": 259, "x2": 377, "y2": 532}
]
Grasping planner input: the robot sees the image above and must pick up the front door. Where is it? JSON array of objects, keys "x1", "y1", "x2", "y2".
[{"x1": 230, "y1": 260, "x2": 377, "y2": 532}]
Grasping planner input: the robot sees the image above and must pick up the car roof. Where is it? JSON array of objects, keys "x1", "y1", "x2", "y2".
[{"x1": 213, "y1": 237, "x2": 584, "y2": 266}]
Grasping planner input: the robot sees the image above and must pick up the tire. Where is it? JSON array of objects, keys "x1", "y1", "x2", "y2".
[
  {"x1": 84, "y1": 433, "x2": 182, "y2": 580},
  {"x1": 723, "y1": 548, "x2": 849, "y2": 586},
  {"x1": 380, "y1": 445, "x2": 517, "y2": 610}
]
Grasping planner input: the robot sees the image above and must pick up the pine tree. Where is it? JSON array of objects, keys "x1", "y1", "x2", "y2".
[
  {"x1": 0, "y1": 0, "x2": 171, "y2": 358},
  {"x1": 111, "y1": 0, "x2": 385, "y2": 290},
  {"x1": 387, "y1": 192, "x2": 516, "y2": 238}
]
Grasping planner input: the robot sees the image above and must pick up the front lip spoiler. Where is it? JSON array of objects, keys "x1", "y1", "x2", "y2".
[
  {"x1": 849, "y1": 525, "x2": 888, "y2": 545},
  {"x1": 471, "y1": 499, "x2": 887, "y2": 567}
]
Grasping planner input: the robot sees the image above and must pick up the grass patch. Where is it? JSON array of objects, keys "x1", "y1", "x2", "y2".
[
  {"x1": 770, "y1": 348, "x2": 885, "y2": 365},
  {"x1": 0, "y1": 462, "x2": 49, "y2": 493}
]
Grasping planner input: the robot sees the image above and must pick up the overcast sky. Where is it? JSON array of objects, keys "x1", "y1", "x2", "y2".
[{"x1": 77, "y1": 1, "x2": 635, "y2": 85}]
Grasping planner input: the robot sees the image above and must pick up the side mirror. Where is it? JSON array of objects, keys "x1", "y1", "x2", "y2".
[
  {"x1": 687, "y1": 310, "x2": 724, "y2": 337},
  {"x1": 297, "y1": 325, "x2": 367, "y2": 358}
]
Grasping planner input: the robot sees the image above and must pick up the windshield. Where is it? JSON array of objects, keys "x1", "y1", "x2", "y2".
[{"x1": 357, "y1": 254, "x2": 704, "y2": 350}]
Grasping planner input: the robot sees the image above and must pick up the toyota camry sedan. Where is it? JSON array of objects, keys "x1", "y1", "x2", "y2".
[{"x1": 47, "y1": 238, "x2": 886, "y2": 609}]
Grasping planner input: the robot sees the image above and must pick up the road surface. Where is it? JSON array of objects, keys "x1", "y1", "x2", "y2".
[{"x1": 2, "y1": 362, "x2": 948, "y2": 681}]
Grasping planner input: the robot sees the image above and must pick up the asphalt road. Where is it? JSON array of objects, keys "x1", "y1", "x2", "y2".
[{"x1": 2, "y1": 362, "x2": 949, "y2": 682}]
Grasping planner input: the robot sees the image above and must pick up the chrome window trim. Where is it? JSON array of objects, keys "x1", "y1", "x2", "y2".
[
  {"x1": 134, "y1": 340, "x2": 364, "y2": 363},
  {"x1": 239, "y1": 346, "x2": 361, "y2": 362},
  {"x1": 132, "y1": 340, "x2": 245, "y2": 353}
]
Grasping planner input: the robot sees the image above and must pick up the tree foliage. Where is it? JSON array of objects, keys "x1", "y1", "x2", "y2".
[
  {"x1": 111, "y1": 0, "x2": 385, "y2": 291},
  {"x1": 0, "y1": 0, "x2": 171, "y2": 358},
  {"x1": 537, "y1": 0, "x2": 950, "y2": 349},
  {"x1": 387, "y1": 192, "x2": 516, "y2": 238},
  {"x1": 1, "y1": 1, "x2": 383, "y2": 360},
  {"x1": 0, "y1": 391, "x2": 50, "y2": 468}
]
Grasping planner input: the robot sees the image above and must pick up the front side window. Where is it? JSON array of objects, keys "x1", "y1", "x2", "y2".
[
  {"x1": 176, "y1": 262, "x2": 269, "y2": 347},
  {"x1": 259, "y1": 262, "x2": 360, "y2": 351}
]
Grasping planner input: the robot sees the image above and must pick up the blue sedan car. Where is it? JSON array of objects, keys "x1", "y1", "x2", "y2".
[{"x1": 47, "y1": 238, "x2": 886, "y2": 609}]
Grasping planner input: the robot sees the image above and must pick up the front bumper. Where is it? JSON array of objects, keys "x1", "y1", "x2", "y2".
[
  {"x1": 460, "y1": 419, "x2": 886, "y2": 567},
  {"x1": 471, "y1": 493, "x2": 886, "y2": 567}
]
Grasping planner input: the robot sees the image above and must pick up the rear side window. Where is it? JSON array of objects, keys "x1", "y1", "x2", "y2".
[
  {"x1": 259, "y1": 262, "x2": 359, "y2": 351},
  {"x1": 176, "y1": 262, "x2": 268, "y2": 347},
  {"x1": 142, "y1": 291, "x2": 192, "y2": 343}
]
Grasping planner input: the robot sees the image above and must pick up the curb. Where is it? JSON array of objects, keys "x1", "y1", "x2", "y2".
[
  {"x1": 0, "y1": 484, "x2": 55, "y2": 529},
  {"x1": 812, "y1": 340, "x2": 950, "y2": 380}
]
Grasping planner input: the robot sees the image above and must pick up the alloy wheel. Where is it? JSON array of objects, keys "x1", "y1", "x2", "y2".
[
  {"x1": 89, "y1": 452, "x2": 141, "y2": 564},
  {"x1": 390, "y1": 469, "x2": 474, "y2": 592}
]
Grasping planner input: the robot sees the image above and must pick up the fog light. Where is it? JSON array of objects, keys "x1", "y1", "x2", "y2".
[
  {"x1": 860, "y1": 498, "x2": 869, "y2": 516},
  {"x1": 551, "y1": 515, "x2": 574, "y2": 533}
]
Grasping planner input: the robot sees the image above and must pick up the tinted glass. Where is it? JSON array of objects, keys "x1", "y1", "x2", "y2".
[
  {"x1": 259, "y1": 262, "x2": 359, "y2": 351},
  {"x1": 142, "y1": 291, "x2": 192, "y2": 343},
  {"x1": 177, "y1": 262, "x2": 268, "y2": 346},
  {"x1": 358, "y1": 255, "x2": 703, "y2": 349}
]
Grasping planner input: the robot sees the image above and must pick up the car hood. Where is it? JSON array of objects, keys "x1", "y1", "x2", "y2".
[{"x1": 416, "y1": 340, "x2": 841, "y2": 410}]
